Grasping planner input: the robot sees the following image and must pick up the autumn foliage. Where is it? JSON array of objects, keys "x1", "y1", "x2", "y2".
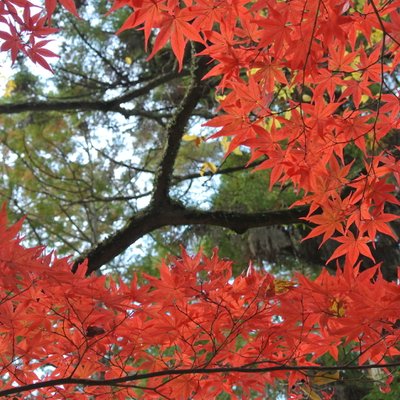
[
  {"x1": 0, "y1": 210, "x2": 398, "y2": 398},
  {"x1": 0, "y1": 0, "x2": 77, "y2": 70},
  {"x1": 0, "y1": 0, "x2": 400, "y2": 398},
  {"x1": 111, "y1": 0, "x2": 400, "y2": 268}
]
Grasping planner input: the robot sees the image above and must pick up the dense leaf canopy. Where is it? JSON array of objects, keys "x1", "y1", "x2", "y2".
[
  {"x1": 0, "y1": 211, "x2": 399, "y2": 398},
  {"x1": 0, "y1": 0, "x2": 399, "y2": 398}
]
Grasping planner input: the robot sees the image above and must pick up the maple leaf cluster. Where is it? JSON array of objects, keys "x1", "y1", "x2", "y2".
[
  {"x1": 0, "y1": 1, "x2": 399, "y2": 397},
  {"x1": 110, "y1": 0, "x2": 400, "y2": 267},
  {"x1": 0, "y1": 0, "x2": 78, "y2": 71},
  {"x1": 0, "y1": 1, "x2": 398, "y2": 266},
  {"x1": 0, "y1": 210, "x2": 398, "y2": 398}
]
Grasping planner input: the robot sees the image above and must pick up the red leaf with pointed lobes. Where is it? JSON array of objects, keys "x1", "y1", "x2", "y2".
[
  {"x1": 116, "y1": 0, "x2": 165, "y2": 50},
  {"x1": 326, "y1": 231, "x2": 375, "y2": 266},
  {"x1": 146, "y1": 7, "x2": 204, "y2": 70}
]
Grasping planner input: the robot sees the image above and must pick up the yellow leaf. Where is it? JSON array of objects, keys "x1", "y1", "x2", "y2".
[
  {"x1": 200, "y1": 162, "x2": 217, "y2": 176},
  {"x1": 278, "y1": 86, "x2": 294, "y2": 100},
  {"x1": 371, "y1": 28, "x2": 384, "y2": 45},
  {"x1": 302, "y1": 94, "x2": 312, "y2": 102},
  {"x1": 300, "y1": 386, "x2": 321, "y2": 400},
  {"x1": 284, "y1": 110, "x2": 292, "y2": 120},
  {"x1": 349, "y1": 54, "x2": 360, "y2": 69},
  {"x1": 215, "y1": 93, "x2": 226, "y2": 103},
  {"x1": 220, "y1": 137, "x2": 230, "y2": 152},
  {"x1": 329, "y1": 298, "x2": 346, "y2": 317},
  {"x1": 312, "y1": 370, "x2": 340, "y2": 386},
  {"x1": 4, "y1": 80, "x2": 16, "y2": 97},
  {"x1": 125, "y1": 56, "x2": 133, "y2": 65},
  {"x1": 220, "y1": 137, "x2": 242, "y2": 155},
  {"x1": 350, "y1": 71, "x2": 362, "y2": 81},
  {"x1": 247, "y1": 67, "x2": 261, "y2": 76},
  {"x1": 264, "y1": 117, "x2": 281, "y2": 132},
  {"x1": 233, "y1": 147, "x2": 243, "y2": 156},
  {"x1": 183, "y1": 134, "x2": 204, "y2": 147},
  {"x1": 183, "y1": 134, "x2": 199, "y2": 142},
  {"x1": 274, "y1": 279, "x2": 295, "y2": 294}
]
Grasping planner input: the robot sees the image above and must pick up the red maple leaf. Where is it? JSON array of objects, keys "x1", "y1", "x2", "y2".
[
  {"x1": 326, "y1": 231, "x2": 375, "y2": 266},
  {"x1": 147, "y1": 7, "x2": 203, "y2": 70}
]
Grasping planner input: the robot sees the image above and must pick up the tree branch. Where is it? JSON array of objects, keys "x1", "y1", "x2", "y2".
[
  {"x1": 0, "y1": 72, "x2": 184, "y2": 115},
  {"x1": 1, "y1": 361, "x2": 398, "y2": 397},
  {"x1": 151, "y1": 47, "x2": 210, "y2": 204},
  {"x1": 74, "y1": 201, "x2": 308, "y2": 274},
  {"x1": 172, "y1": 159, "x2": 265, "y2": 182}
]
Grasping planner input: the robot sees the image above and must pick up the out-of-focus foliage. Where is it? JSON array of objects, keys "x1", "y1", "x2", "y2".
[{"x1": 0, "y1": 0, "x2": 220, "y2": 266}]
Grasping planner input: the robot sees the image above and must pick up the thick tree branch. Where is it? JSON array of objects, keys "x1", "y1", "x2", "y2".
[
  {"x1": 74, "y1": 201, "x2": 308, "y2": 274},
  {"x1": 151, "y1": 48, "x2": 210, "y2": 204},
  {"x1": 0, "y1": 71, "x2": 184, "y2": 115},
  {"x1": 1, "y1": 362, "x2": 399, "y2": 397}
]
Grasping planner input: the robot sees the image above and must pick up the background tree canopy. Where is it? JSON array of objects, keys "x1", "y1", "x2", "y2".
[{"x1": 0, "y1": 0, "x2": 399, "y2": 398}]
